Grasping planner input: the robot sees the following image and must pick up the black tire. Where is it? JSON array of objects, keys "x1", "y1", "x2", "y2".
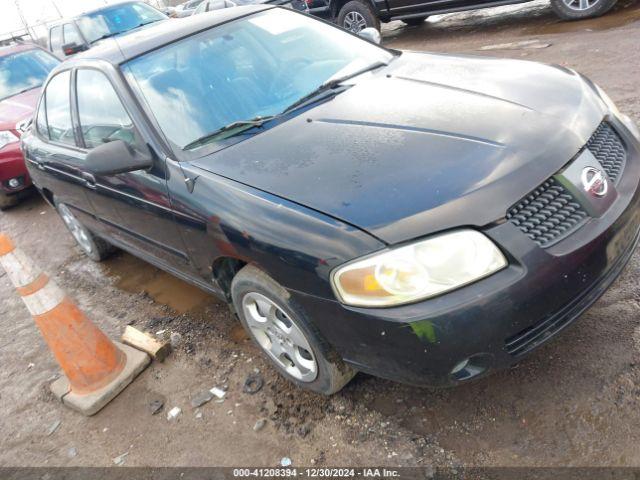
[
  {"x1": 231, "y1": 265, "x2": 356, "y2": 395},
  {"x1": 337, "y1": 0, "x2": 380, "y2": 33},
  {"x1": 550, "y1": 0, "x2": 617, "y2": 20},
  {"x1": 55, "y1": 201, "x2": 115, "y2": 262},
  {"x1": 401, "y1": 16, "x2": 429, "y2": 26},
  {"x1": 0, "y1": 191, "x2": 18, "y2": 211}
]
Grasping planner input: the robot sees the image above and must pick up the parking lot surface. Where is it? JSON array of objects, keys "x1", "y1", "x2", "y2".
[{"x1": 1, "y1": 0, "x2": 640, "y2": 467}]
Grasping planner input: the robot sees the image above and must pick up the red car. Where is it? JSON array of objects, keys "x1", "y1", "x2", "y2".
[{"x1": 0, "y1": 44, "x2": 59, "y2": 209}]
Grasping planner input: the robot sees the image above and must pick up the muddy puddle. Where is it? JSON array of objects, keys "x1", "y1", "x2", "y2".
[{"x1": 102, "y1": 253, "x2": 212, "y2": 314}]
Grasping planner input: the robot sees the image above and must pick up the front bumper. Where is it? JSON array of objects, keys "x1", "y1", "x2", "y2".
[
  {"x1": 291, "y1": 118, "x2": 640, "y2": 387},
  {"x1": 0, "y1": 141, "x2": 31, "y2": 194}
]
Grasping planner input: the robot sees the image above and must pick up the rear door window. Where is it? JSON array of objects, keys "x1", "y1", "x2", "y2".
[{"x1": 43, "y1": 70, "x2": 76, "y2": 146}]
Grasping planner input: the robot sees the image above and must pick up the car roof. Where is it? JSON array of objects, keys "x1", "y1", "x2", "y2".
[
  {"x1": 0, "y1": 42, "x2": 42, "y2": 58},
  {"x1": 68, "y1": 5, "x2": 271, "y2": 65}
]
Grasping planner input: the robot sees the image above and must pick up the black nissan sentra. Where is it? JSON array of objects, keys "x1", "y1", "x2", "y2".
[{"x1": 22, "y1": 6, "x2": 640, "y2": 394}]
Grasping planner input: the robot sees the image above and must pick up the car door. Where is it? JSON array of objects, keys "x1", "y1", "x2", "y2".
[
  {"x1": 27, "y1": 69, "x2": 98, "y2": 227},
  {"x1": 73, "y1": 67, "x2": 191, "y2": 270}
]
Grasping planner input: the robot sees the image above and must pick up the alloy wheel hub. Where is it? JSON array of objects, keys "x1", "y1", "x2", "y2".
[
  {"x1": 59, "y1": 205, "x2": 93, "y2": 254},
  {"x1": 562, "y1": 0, "x2": 599, "y2": 10},
  {"x1": 242, "y1": 292, "x2": 318, "y2": 382},
  {"x1": 343, "y1": 11, "x2": 367, "y2": 33}
]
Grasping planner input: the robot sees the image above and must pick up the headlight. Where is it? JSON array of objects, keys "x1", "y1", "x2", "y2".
[
  {"x1": 0, "y1": 130, "x2": 19, "y2": 150},
  {"x1": 595, "y1": 84, "x2": 640, "y2": 139},
  {"x1": 331, "y1": 230, "x2": 507, "y2": 307}
]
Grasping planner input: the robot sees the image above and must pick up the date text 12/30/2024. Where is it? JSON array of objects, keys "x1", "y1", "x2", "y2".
[{"x1": 233, "y1": 469, "x2": 401, "y2": 478}]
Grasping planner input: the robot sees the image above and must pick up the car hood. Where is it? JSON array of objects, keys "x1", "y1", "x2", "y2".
[
  {"x1": 192, "y1": 52, "x2": 607, "y2": 245},
  {"x1": 0, "y1": 87, "x2": 40, "y2": 132}
]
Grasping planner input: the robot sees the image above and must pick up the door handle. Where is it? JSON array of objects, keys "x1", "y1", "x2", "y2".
[{"x1": 81, "y1": 172, "x2": 96, "y2": 189}]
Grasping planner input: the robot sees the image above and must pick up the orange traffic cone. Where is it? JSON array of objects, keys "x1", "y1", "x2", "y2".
[{"x1": 0, "y1": 233, "x2": 149, "y2": 415}]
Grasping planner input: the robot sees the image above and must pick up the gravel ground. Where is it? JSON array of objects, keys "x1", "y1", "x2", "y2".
[{"x1": 1, "y1": 0, "x2": 640, "y2": 468}]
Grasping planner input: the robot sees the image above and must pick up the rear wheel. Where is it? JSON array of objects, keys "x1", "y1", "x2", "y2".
[
  {"x1": 56, "y1": 202, "x2": 115, "y2": 262},
  {"x1": 231, "y1": 265, "x2": 356, "y2": 394},
  {"x1": 401, "y1": 16, "x2": 429, "y2": 26},
  {"x1": 337, "y1": 0, "x2": 380, "y2": 33},
  {"x1": 550, "y1": 0, "x2": 617, "y2": 20},
  {"x1": 0, "y1": 191, "x2": 18, "y2": 211}
]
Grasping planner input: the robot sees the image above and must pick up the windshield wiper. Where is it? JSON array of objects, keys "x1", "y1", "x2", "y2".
[
  {"x1": 184, "y1": 115, "x2": 277, "y2": 150},
  {"x1": 282, "y1": 61, "x2": 388, "y2": 115},
  {"x1": 183, "y1": 62, "x2": 388, "y2": 151},
  {"x1": 89, "y1": 32, "x2": 118, "y2": 44}
]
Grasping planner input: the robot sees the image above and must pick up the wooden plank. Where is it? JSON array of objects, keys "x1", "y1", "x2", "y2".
[{"x1": 121, "y1": 325, "x2": 171, "y2": 362}]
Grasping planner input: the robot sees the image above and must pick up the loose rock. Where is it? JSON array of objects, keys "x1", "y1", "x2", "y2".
[
  {"x1": 47, "y1": 420, "x2": 61, "y2": 436},
  {"x1": 253, "y1": 419, "x2": 267, "y2": 432},
  {"x1": 191, "y1": 390, "x2": 214, "y2": 408},
  {"x1": 113, "y1": 452, "x2": 129, "y2": 466},
  {"x1": 243, "y1": 373, "x2": 264, "y2": 395},
  {"x1": 167, "y1": 406, "x2": 182, "y2": 421},
  {"x1": 149, "y1": 396, "x2": 165, "y2": 415},
  {"x1": 210, "y1": 387, "x2": 226, "y2": 399}
]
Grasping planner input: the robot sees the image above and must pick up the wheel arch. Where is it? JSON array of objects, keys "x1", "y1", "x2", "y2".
[
  {"x1": 211, "y1": 256, "x2": 247, "y2": 302},
  {"x1": 330, "y1": 0, "x2": 380, "y2": 20}
]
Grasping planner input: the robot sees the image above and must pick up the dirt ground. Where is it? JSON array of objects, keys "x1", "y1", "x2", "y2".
[{"x1": 2, "y1": 0, "x2": 640, "y2": 468}]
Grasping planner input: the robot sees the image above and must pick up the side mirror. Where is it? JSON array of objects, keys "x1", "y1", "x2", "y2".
[
  {"x1": 85, "y1": 140, "x2": 153, "y2": 176},
  {"x1": 62, "y1": 42, "x2": 87, "y2": 56},
  {"x1": 358, "y1": 27, "x2": 381, "y2": 45}
]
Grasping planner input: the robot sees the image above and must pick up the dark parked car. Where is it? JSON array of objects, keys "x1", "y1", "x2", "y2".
[
  {"x1": 47, "y1": 1, "x2": 167, "y2": 57},
  {"x1": 23, "y1": 6, "x2": 640, "y2": 394},
  {"x1": 326, "y1": 0, "x2": 620, "y2": 33},
  {"x1": 0, "y1": 43, "x2": 60, "y2": 209}
]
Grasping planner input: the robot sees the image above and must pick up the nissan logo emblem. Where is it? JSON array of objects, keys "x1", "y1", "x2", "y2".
[{"x1": 581, "y1": 166, "x2": 608, "y2": 198}]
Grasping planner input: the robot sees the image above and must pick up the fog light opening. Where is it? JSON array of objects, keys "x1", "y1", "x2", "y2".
[
  {"x1": 450, "y1": 353, "x2": 493, "y2": 382},
  {"x1": 8, "y1": 178, "x2": 21, "y2": 189},
  {"x1": 451, "y1": 358, "x2": 469, "y2": 375}
]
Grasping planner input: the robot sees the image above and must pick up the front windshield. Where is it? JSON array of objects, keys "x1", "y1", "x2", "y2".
[
  {"x1": 0, "y1": 49, "x2": 60, "y2": 102},
  {"x1": 123, "y1": 8, "x2": 393, "y2": 150},
  {"x1": 76, "y1": 2, "x2": 166, "y2": 44}
]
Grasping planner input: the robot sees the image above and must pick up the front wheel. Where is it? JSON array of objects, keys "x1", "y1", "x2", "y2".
[
  {"x1": 231, "y1": 265, "x2": 356, "y2": 395},
  {"x1": 337, "y1": 0, "x2": 380, "y2": 33},
  {"x1": 56, "y1": 202, "x2": 115, "y2": 262},
  {"x1": 550, "y1": 0, "x2": 617, "y2": 20}
]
